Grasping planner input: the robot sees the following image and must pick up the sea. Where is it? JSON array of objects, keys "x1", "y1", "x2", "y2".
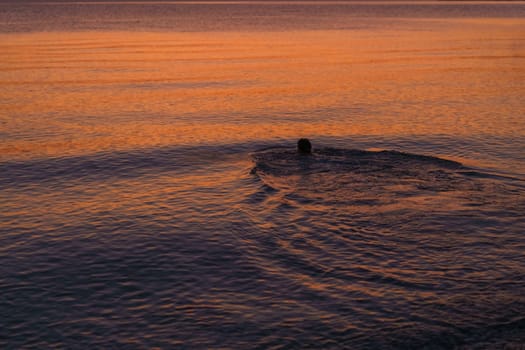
[{"x1": 1, "y1": 1, "x2": 525, "y2": 348}]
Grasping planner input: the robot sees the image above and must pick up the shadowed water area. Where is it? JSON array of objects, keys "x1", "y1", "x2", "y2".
[{"x1": 1, "y1": 1, "x2": 525, "y2": 349}]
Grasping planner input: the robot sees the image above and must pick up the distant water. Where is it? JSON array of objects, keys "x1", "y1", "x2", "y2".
[{"x1": 1, "y1": 1, "x2": 525, "y2": 349}]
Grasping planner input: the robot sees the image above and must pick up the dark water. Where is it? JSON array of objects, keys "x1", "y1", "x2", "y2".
[
  {"x1": 2, "y1": 142, "x2": 525, "y2": 349},
  {"x1": 1, "y1": 1, "x2": 525, "y2": 349},
  {"x1": 2, "y1": 0, "x2": 525, "y2": 32}
]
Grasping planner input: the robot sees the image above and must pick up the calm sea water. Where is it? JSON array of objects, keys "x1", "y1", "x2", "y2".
[{"x1": 1, "y1": 1, "x2": 525, "y2": 348}]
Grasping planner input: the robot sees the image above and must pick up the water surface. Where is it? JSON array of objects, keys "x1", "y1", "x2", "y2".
[{"x1": 1, "y1": 1, "x2": 525, "y2": 348}]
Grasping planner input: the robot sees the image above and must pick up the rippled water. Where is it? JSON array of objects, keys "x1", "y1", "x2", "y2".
[{"x1": 1, "y1": 1, "x2": 525, "y2": 349}]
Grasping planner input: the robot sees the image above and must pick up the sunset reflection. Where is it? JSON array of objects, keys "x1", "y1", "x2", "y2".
[{"x1": 2, "y1": 23, "x2": 524, "y2": 162}]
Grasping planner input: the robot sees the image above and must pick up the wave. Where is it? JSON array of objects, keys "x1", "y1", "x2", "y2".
[
  {"x1": 251, "y1": 147, "x2": 476, "y2": 193},
  {"x1": 0, "y1": 142, "x2": 256, "y2": 189},
  {"x1": 249, "y1": 146, "x2": 525, "y2": 226}
]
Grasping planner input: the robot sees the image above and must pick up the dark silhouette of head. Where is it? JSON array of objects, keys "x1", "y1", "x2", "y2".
[{"x1": 297, "y1": 138, "x2": 312, "y2": 154}]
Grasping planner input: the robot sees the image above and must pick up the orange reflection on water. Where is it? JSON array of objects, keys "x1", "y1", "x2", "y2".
[{"x1": 1, "y1": 21, "x2": 524, "y2": 161}]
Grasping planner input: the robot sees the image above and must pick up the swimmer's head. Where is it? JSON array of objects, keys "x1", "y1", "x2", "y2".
[{"x1": 297, "y1": 138, "x2": 312, "y2": 154}]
